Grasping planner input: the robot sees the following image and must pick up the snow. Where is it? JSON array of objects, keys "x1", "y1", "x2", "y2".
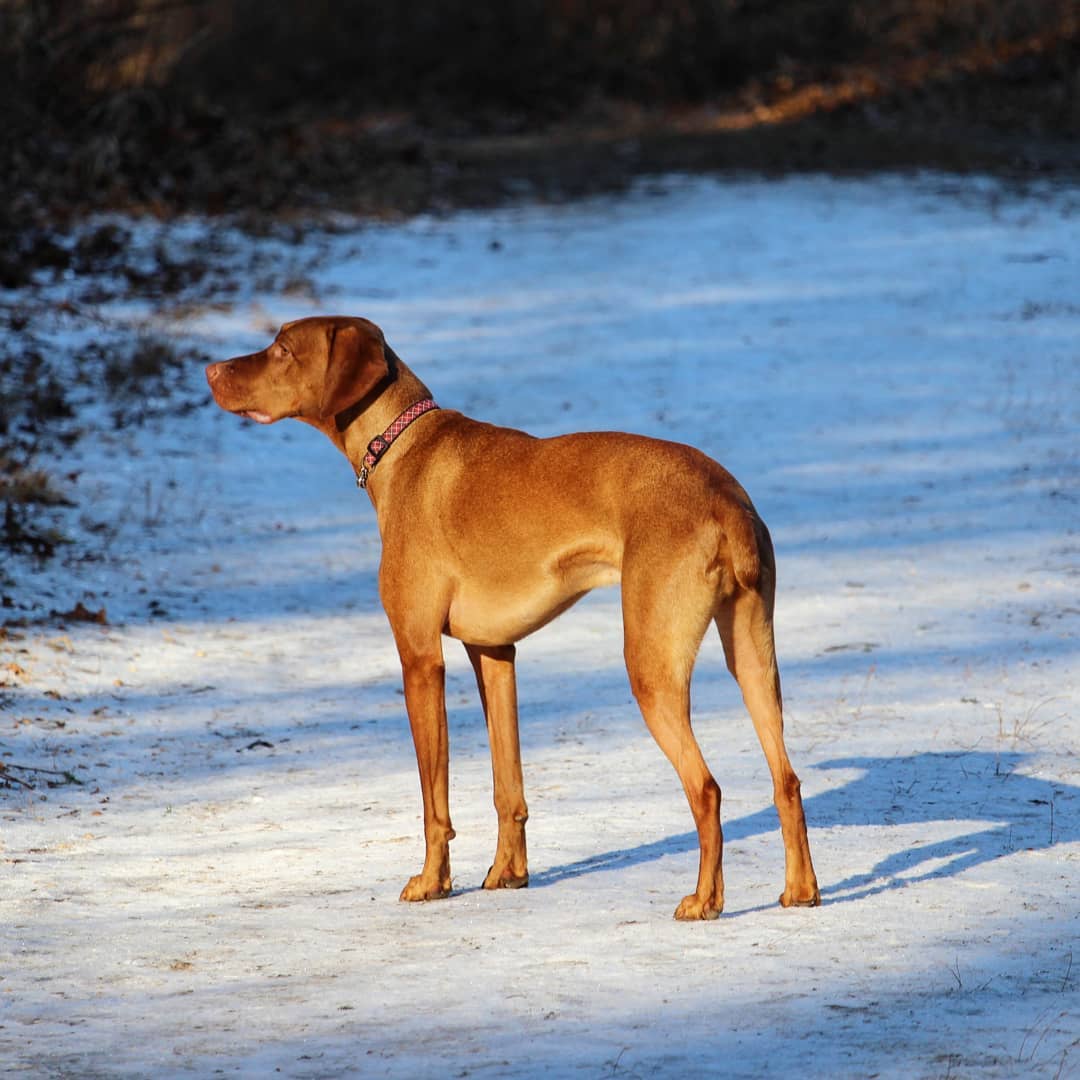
[{"x1": 3, "y1": 174, "x2": 1079, "y2": 1077}]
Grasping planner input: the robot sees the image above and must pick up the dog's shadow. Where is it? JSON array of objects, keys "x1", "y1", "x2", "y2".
[{"x1": 527, "y1": 751, "x2": 1075, "y2": 906}]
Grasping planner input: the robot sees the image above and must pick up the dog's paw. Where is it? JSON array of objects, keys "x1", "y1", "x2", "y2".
[
  {"x1": 779, "y1": 884, "x2": 821, "y2": 908},
  {"x1": 482, "y1": 865, "x2": 529, "y2": 890},
  {"x1": 673, "y1": 893, "x2": 722, "y2": 921},
  {"x1": 399, "y1": 875, "x2": 452, "y2": 902}
]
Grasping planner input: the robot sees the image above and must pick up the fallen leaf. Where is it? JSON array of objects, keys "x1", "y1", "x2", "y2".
[{"x1": 51, "y1": 602, "x2": 108, "y2": 625}]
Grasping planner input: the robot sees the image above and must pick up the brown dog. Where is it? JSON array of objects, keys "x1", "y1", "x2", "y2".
[{"x1": 206, "y1": 315, "x2": 820, "y2": 919}]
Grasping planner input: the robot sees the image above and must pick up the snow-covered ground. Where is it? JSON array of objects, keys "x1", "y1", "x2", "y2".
[{"x1": 3, "y1": 174, "x2": 1078, "y2": 1077}]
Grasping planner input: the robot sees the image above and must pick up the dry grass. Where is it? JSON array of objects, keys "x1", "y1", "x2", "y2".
[{"x1": 0, "y1": 465, "x2": 72, "y2": 508}]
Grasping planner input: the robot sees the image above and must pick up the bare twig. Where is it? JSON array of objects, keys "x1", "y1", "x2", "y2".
[
  {"x1": 1, "y1": 762, "x2": 76, "y2": 775},
  {"x1": 0, "y1": 762, "x2": 83, "y2": 788},
  {"x1": 0, "y1": 765, "x2": 33, "y2": 789}
]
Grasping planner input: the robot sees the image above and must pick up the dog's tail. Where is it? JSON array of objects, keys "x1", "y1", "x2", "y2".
[{"x1": 726, "y1": 504, "x2": 771, "y2": 592}]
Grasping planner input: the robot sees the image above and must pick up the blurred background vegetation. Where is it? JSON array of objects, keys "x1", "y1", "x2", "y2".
[{"x1": 3, "y1": 0, "x2": 1078, "y2": 224}]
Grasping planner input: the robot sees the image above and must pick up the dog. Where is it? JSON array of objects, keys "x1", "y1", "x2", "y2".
[{"x1": 206, "y1": 315, "x2": 820, "y2": 919}]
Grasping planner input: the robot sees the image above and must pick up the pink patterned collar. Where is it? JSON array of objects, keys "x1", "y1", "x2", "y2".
[{"x1": 356, "y1": 398, "x2": 440, "y2": 489}]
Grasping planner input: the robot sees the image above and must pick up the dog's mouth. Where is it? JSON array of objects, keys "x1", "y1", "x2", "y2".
[{"x1": 233, "y1": 409, "x2": 275, "y2": 424}]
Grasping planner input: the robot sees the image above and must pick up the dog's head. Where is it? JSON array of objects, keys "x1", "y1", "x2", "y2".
[{"x1": 206, "y1": 315, "x2": 390, "y2": 425}]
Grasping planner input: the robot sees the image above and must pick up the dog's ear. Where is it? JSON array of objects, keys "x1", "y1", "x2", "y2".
[{"x1": 319, "y1": 322, "x2": 389, "y2": 419}]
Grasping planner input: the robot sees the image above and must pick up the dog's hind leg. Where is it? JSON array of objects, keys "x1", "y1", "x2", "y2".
[
  {"x1": 715, "y1": 581, "x2": 820, "y2": 908},
  {"x1": 622, "y1": 547, "x2": 723, "y2": 920}
]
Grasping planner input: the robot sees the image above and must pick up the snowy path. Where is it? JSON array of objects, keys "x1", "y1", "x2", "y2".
[{"x1": 3, "y1": 175, "x2": 1078, "y2": 1077}]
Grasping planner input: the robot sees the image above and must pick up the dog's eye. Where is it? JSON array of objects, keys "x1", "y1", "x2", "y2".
[{"x1": 278, "y1": 343, "x2": 291, "y2": 357}]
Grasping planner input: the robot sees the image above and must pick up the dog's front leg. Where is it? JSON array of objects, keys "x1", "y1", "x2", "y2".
[
  {"x1": 465, "y1": 643, "x2": 529, "y2": 890},
  {"x1": 397, "y1": 639, "x2": 455, "y2": 902}
]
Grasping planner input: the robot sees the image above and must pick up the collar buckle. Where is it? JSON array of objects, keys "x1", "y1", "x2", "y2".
[{"x1": 356, "y1": 397, "x2": 439, "y2": 492}]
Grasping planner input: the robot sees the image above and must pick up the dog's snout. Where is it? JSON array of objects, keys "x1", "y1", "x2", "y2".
[{"x1": 205, "y1": 362, "x2": 226, "y2": 387}]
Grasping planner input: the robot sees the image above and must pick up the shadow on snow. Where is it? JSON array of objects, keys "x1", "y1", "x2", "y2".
[{"x1": 528, "y1": 750, "x2": 1075, "y2": 910}]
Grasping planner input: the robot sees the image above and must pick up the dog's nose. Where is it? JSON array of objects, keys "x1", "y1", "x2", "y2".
[{"x1": 205, "y1": 362, "x2": 225, "y2": 387}]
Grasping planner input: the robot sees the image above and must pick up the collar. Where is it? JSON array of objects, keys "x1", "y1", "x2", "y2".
[{"x1": 356, "y1": 398, "x2": 440, "y2": 489}]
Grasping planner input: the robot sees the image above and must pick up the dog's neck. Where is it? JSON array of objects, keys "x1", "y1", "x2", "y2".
[{"x1": 325, "y1": 350, "x2": 437, "y2": 492}]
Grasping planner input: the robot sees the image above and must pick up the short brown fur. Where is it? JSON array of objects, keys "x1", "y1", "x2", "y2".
[{"x1": 206, "y1": 316, "x2": 820, "y2": 919}]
